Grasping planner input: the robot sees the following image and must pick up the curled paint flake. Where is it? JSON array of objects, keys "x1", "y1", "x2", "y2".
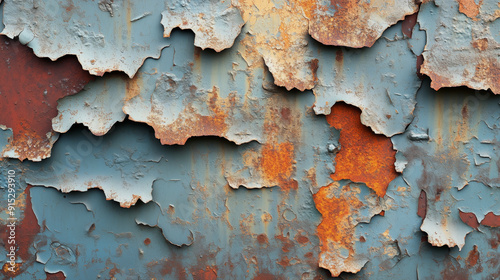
[
  {"x1": 161, "y1": 0, "x2": 244, "y2": 52},
  {"x1": 299, "y1": 0, "x2": 419, "y2": 48},
  {"x1": 419, "y1": 0, "x2": 500, "y2": 94},
  {"x1": 1, "y1": 0, "x2": 170, "y2": 77}
]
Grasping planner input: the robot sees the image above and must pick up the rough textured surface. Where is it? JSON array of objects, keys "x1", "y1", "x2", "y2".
[
  {"x1": 1, "y1": 0, "x2": 170, "y2": 77},
  {"x1": 419, "y1": 0, "x2": 500, "y2": 94},
  {"x1": 1, "y1": 0, "x2": 500, "y2": 279},
  {"x1": 312, "y1": 24, "x2": 423, "y2": 137},
  {"x1": 161, "y1": 0, "x2": 244, "y2": 52},
  {"x1": 0, "y1": 36, "x2": 92, "y2": 161}
]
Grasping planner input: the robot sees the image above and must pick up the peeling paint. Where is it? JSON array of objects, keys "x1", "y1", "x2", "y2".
[
  {"x1": 1, "y1": 0, "x2": 170, "y2": 77},
  {"x1": 419, "y1": 0, "x2": 500, "y2": 94},
  {"x1": 1, "y1": 0, "x2": 500, "y2": 278},
  {"x1": 161, "y1": 0, "x2": 244, "y2": 52},
  {"x1": 0, "y1": 36, "x2": 92, "y2": 161}
]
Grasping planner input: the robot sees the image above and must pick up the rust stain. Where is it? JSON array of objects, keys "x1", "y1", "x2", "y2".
[
  {"x1": 441, "y1": 257, "x2": 469, "y2": 280},
  {"x1": 459, "y1": 211, "x2": 500, "y2": 228},
  {"x1": 457, "y1": 0, "x2": 482, "y2": 20},
  {"x1": 144, "y1": 238, "x2": 151, "y2": 245},
  {"x1": 326, "y1": 103, "x2": 398, "y2": 197},
  {"x1": 253, "y1": 272, "x2": 284, "y2": 280},
  {"x1": 401, "y1": 11, "x2": 419, "y2": 38},
  {"x1": 275, "y1": 234, "x2": 295, "y2": 253},
  {"x1": 0, "y1": 36, "x2": 93, "y2": 161},
  {"x1": 472, "y1": 38, "x2": 488, "y2": 51},
  {"x1": 192, "y1": 266, "x2": 217, "y2": 280},
  {"x1": 261, "y1": 143, "x2": 297, "y2": 190},
  {"x1": 417, "y1": 190, "x2": 427, "y2": 218},
  {"x1": 257, "y1": 233, "x2": 269, "y2": 245},
  {"x1": 459, "y1": 211, "x2": 480, "y2": 229},
  {"x1": 312, "y1": 183, "x2": 368, "y2": 276},
  {"x1": 45, "y1": 271, "x2": 66, "y2": 280},
  {"x1": 466, "y1": 245, "x2": 480, "y2": 268},
  {"x1": 147, "y1": 86, "x2": 230, "y2": 145},
  {"x1": 1, "y1": 185, "x2": 41, "y2": 278},
  {"x1": 300, "y1": 0, "x2": 418, "y2": 47}
]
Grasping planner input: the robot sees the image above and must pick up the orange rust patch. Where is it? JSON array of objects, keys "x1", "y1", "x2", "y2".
[
  {"x1": 192, "y1": 266, "x2": 217, "y2": 280},
  {"x1": 466, "y1": 245, "x2": 480, "y2": 268},
  {"x1": 472, "y1": 58, "x2": 500, "y2": 94},
  {"x1": 0, "y1": 185, "x2": 41, "y2": 278},
  {"x1": 298, "y1": 0, "x2": 418, "y2": 47},
  {"x1": 402, "y1": 11, "x2": 419, "y2": 38},
  {"x1": 313, "y1": 184, "x2": 359, "y2": 246},
  {"x1": 46, "y1": 271, "x2": 66, "y2": 280},
  {"x1": 0, "y1": 37, "x2": 93, "y2": 160},
  {"x1": 472, "y1": 38, "x2": 489, "y2": 51},
  {"x1": 144, "y1": 238, "x2": 151, "y2": 245},
  {"x1": 418, "y1": 190, "x2": 428, "y2": 218},
  {"x1": 2, "y1": 263, "x2": 21, "y2": 277},
  {"x1": 457, "y1": 0, "x2": 482, "y2": 20},
  {"x1": 260, "y1": 143, "x2": 297, "y2": 190},
  {"x1": 326, "y1": 103, "x2": 398, "y2": 197}
]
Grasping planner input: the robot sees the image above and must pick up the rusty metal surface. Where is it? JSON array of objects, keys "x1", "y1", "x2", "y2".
[
  {"x1": 1, "y1": 0, "x2": 500, "y2": 279},
  {"x1": 161, "y1": 0, "x2": 244, "y2": 52},
  {"x1": 0, "y1": 36, "x2": 93, "y2": 161},
  {"x1": 419, "y1": 0, "x2": 500, "y2": 94}
]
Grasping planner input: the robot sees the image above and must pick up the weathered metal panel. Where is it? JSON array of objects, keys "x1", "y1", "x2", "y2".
[{"x1": 1, "y1": 0, "x2": 499, "y2": 279}]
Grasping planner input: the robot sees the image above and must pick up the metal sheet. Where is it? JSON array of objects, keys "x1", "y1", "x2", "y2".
[
  {"x1": 419, "y1": 0, "x2": 500, "y2": 94},
  {"x1": 0, "y1": 36, "x2": 93, "y2": 161},
  {"x1": 1, "y1": 0, "x2": 170, "y2": 77},
  {"x1": 1, "y1": 0, "x2": 500, "y2": 279},
  {"x1": 161, "y1": 0, "x2": 244, "y2": 52}
]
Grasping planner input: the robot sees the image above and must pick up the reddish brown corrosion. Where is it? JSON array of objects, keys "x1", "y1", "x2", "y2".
[
  {"x1": 480, "y1": 212, "x2": 500, "y2": 227},
  {"x1": 257, "y1": 233, "x2": 269, "y2": 244},
  {"x1": 192, "y1": 266, "x2": 217, "y2": 280},
  {"x1": 314, "y1": 188, "x2": 353, "y2": 244},
  {"x1": 402, "y1": 11, "x2": 419, "y2": 38},
  {"x1": 0, "y1": 185, "x2": 41, "y2": 278},
  {"x1": 312, "y1": 183, "x2": 364, "y2": 276},
  {"x1": 299, "y1": 0, "x2": 418, "y2": 47},
  {"x1": 457, "y1": 0, "x2": 482, "y2": 20},
  {"x1": 253, "y1": 272, "x2": 284, "y2": 280},
  {"x1": 45, "y1": 271, "x2": 66, "y2": 280},
  {"x1": 460, "y1": 211, "x2": 480, "y2": 229},
  {"x1": 466, "y1": 245, "x2": 480, "y2": 268},
  {"x1": 261, "y1": 143, "x2": 297, "y2": 190},
  {"x1": 144, "y1": 238, "x2": 151, "y2": 245},
  {"x1": 0, "y1": 36, "x2": 93, "y2": 161},
  {"x1": 417, "y1": 190, "x2": 427, "y2": 218},
  {"x1": 472, "y1": 38, "x2": 489, "y2": 51},
  {"x1": 326, "y1": 103, "x2": 398, "y2": 197},
  {"x1": 149, "y1": 87, "x2": 230, "y2": 145}
]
